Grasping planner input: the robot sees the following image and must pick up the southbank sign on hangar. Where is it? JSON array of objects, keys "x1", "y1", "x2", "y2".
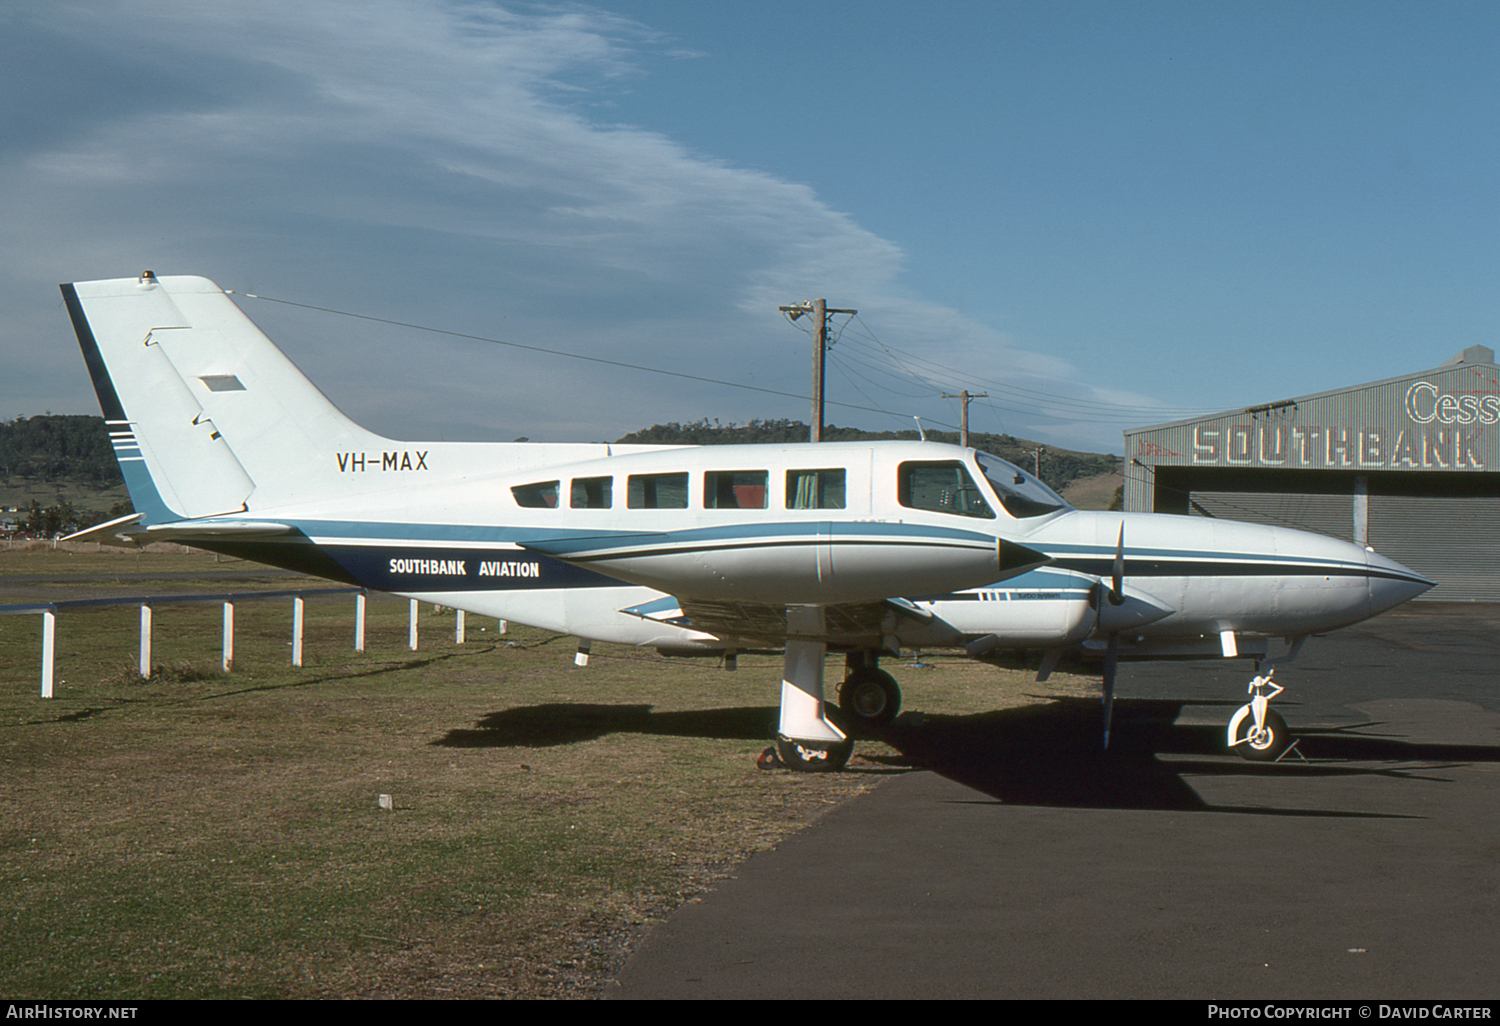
[{"x1": 1123, "y1": 345, "x2": 1500, "y2": 601}]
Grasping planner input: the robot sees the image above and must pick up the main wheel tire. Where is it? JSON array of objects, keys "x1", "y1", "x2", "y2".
[
  {"x1": 1233, "y1": 708, "x2": 1291, "y2": 762},
  {"x1": 775, "y1": 737, "x2": 854, "y2": 773},
  {"x1": 837, "y1": 668, "x2": 901, "y2": 735}
]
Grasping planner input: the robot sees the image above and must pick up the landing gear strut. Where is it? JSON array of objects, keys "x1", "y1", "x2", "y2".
[
  {"x1": 760, "y1": 629, "x2": 901, "y2": 771},
  {"x1": 762, "y1": 608, "x2": 854, "y2": 773}
]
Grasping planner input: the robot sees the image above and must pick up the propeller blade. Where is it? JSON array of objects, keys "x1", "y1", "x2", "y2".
[
  {"x1": 1102, "y1": 630, "x2": 1119, "y2": 749},
  {"x1": 1100, "y1": 524, "x2": 1125, "y2": 746},
  {"x1": 1110, "y1": 523, "x2": 1125, "y2": 604}
]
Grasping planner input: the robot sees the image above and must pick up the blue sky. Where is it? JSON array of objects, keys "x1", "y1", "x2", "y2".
[{"x1": 3, "y1": 1, "x2": 1497, "y2": 454}]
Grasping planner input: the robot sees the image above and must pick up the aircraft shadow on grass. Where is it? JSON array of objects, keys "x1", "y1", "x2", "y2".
[
  {"x1": 435, "y1": 702, "x2": 780, "y2": 749},
  {"x1": 432, "y1": 697, "x2": 1500, "y2": 817}
]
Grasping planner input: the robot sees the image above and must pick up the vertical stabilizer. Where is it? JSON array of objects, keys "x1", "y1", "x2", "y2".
[{"x1": 62, "y1": 273, "x2": 390, "y2": 523}]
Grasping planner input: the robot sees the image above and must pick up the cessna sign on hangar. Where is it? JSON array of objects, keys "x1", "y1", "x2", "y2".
[{"x1": 1124, "y1": 345, "x2": 1500, "y2": 600}]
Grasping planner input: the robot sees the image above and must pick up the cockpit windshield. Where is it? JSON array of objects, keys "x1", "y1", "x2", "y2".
[{"x1": 974, "y1": 451, "x2": 1069, "y2": 519}]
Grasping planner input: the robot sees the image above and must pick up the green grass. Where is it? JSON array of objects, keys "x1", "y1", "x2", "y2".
[{"x1": 0, "y1": 547, "x2": 1092, "y2": 998}]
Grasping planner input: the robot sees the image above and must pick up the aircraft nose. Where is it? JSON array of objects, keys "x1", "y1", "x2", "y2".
[{"x1": 1365, "y1": 547, "x2": 1435, "y2": 613}]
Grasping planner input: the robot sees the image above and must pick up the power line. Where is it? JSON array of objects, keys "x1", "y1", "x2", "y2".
[
  {"x1": 227, "y1": 289, "x2": 946, "y2": 428},
  {"x1": 228, "y1": 287, "x2": 1186, "y2": 439}
]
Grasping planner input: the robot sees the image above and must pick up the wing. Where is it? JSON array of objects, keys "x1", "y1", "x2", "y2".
[{"x1": 622, "y1": 594, "x2": 962, "y2": 650}]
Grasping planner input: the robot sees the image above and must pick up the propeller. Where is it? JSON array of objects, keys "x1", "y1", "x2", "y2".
[{"x1": 1100, "y1": 523, "x2": 1125, "y2": 749}]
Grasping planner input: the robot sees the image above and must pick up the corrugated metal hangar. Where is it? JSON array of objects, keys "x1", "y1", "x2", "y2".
[{"x1": 1123, "y1": 345, "x2": 1500, "y2": 601}]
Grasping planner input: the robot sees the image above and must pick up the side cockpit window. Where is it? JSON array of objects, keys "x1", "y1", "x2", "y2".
[
  {"x1": 898, "y1": 461, "x2": 995, "y2": 519},
  {"x1": 786, "y1": 468, "x2": 845, "y2": 509}
]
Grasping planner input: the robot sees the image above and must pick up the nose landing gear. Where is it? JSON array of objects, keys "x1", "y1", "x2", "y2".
[{"x1": 1227, "y1": 670, "x2": 1294, "y2": 761}]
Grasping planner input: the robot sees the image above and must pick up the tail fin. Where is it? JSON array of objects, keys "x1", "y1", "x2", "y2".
[{"x1": 62, "y1": 272, "x2": 389, "y2": 524}]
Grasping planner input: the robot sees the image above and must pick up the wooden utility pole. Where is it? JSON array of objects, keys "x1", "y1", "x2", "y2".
[
  {"x1": 941, "y1": 390, "x2": 988, "y2": 447},
  {"x1": 809, "y1": 298, "x2": 827, "y2": 443},
  {"x1": 780, "y1": 299, "x2": 856, "y2": 442}
]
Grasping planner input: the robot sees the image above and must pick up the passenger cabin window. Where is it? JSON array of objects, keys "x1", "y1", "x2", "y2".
[
  {"x1": 786, "y1": 468, "x2": 846, "y2": 509},
  {"x1": 705, "y1": 470, "x2": 768, "y2": 509},
  {"x1": 898, "y1": 461, "x2": 995, "y2": 519},
  {"x1": 512, "y1": 480, "x2": 560, "y2": 508},
  {"x1": 627, "y1": 472, "x2": 689, "y2": 509},
  {"x1": 974, "y1": 452, "x2": 1066, "y2": 518},
  {"x1": 571, "y1": 476, "x2": 612, "y2": 509}
]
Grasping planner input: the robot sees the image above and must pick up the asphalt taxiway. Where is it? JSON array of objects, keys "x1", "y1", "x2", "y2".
[{"x1": 611, "y1": 603, "x2": 1500, "y2": 999}]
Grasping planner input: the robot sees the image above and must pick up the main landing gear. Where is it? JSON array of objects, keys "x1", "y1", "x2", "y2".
[
  {"x1": 759, "y1": 629, "x2": 902, "y2": 772},
  {"x1": 836, "y1": 656, "x2": 903, "y2": 736}
]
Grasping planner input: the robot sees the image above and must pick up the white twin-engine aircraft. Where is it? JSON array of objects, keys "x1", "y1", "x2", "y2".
[{"x1": 62, "y1": 273, "x2": 1433, "y2": 771}]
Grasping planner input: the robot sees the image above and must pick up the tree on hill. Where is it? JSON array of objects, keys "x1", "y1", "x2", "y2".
[
  {"x1": 14, "y1": 498, "x2": 133, "y2": 538},
  {"x1": 0, "y1": 415, "x2": 122, "y2": 486}
]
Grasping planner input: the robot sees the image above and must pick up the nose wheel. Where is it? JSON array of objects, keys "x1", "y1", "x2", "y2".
[
  {"x1": 1229, "y1": 707, "x2": 1291, "y2": 761},
  {"x1": 1227, "y1": 670, "x2": 1294, "y2": 761}
]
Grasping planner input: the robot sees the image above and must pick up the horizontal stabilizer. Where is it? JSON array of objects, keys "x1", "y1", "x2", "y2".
[
  {"x1": 59, "y1": 512, "x2": 144, "y2": 546},
  {"x1": 140, "y1": 520, "x2": 295, "y2": 542},
  {"x1": 61, "y1": 513, "x2": 293, "y2": 548}
]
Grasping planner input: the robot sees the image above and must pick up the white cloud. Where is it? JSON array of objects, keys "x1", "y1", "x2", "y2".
[{"x1": 1, "y1": 0, "x2": 1174, "y2": 452}]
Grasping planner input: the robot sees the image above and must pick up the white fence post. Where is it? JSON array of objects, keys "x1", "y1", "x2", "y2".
[
  {"x1": 139, "y1": 604, "x2": 152, "y2": 678},
  {"x1": 455, "y1": 608, "x2": 465, "y2": 644},
  {"x1": 10, "y1": 587, "x2": 365, "y2": 692},
  {"x1": 409, "y1": 599, "x2": 419, "y2": 651},
  {"x1": 222, "y1": 601, "x2": 234, "y2": 673},
  {"x1": 41, "y1": 610, "x2": 56, "y2": 699},
  {"x1": 354, "y1": 592, "x2": 366, "y2": 653},
  {"x1": 292, "y1": 596, "x2": 305, "y2": 667}
]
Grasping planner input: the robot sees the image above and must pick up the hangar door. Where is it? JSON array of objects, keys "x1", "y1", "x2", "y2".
[
  {"x1": 1366, "y1": 496, "x2": 1500, "y2": 602},
  {"x1": 1187, "y1": 491, "x2": 1355, "y2": 543},
  {"x1": 1188, "y1": 490, "x2": 1500, "y2": 601}
]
